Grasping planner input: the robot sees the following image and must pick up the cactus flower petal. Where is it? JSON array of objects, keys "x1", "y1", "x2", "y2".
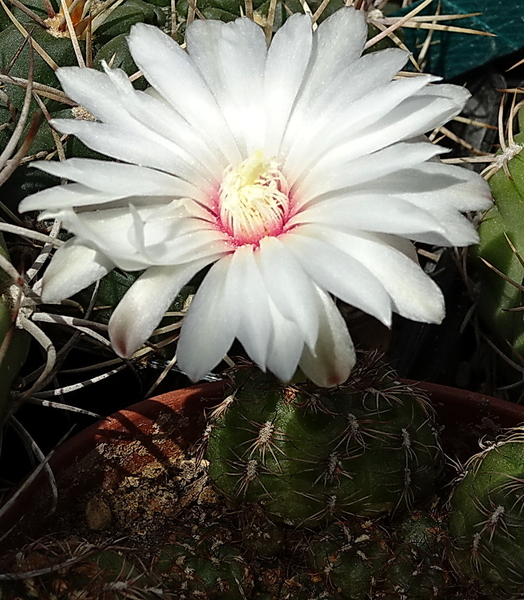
[
  {"x1": 40, "y1": 240, "x2": 115, "y2": 303},
  {"x1": 20, "y1": 8, "x2": 491, "y2": 386}
]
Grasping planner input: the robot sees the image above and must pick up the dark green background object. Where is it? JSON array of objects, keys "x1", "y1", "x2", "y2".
[{"x1": 394, "y1": 0, "x2": 524, "y2": 79}]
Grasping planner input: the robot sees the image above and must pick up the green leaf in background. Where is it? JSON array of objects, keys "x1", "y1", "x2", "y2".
[{"x1": 394, "y1": 0, "x2": 524, "y2": 79}]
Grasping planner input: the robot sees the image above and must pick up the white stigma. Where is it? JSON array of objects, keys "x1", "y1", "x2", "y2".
[{"x1": 218, "y1": 150, "x2": 289, "y2": 245}]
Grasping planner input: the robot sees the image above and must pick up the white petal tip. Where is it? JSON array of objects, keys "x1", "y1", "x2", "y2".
[{"x1": 110, "y1": 332, "x2": 139, "y2": 359}]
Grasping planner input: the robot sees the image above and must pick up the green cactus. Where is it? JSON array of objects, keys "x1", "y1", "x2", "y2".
[
  {"x1": 175, "y1": 0, "x2": 344, "y2": 27},
  {"x1": 157, "y1": 525, "x2": 254, "y2": 599},
  {"x1": 307, "y1": 518, "x2": 391, "y2": 600},
  {"x1": 381, "y1": 510, "x2": 452, "y2": 599},
  {"x1": 471, "y1": 112, "x2": 524, "y2": 361},
  {"x1": 94, "y1": 0, "x2": 165, "y2": 44},
  {"x1": 0, "y1": 24, "x2": 83, "y2": 111},
  {"x1": 448, "y1": 428, "x2": 524, "y2": 598},
  {"x1": 279, "y1": 572, "x2": 344, "y2": 600},
  {"x1": 205, "y1": 356, "x2": 443, "y2": 527},
  {"x1": 0, "y1": 541, "x2": 157, "y2": 599}
]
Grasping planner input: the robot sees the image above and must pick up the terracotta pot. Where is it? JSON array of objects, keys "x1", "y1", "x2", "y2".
[
  {"x1": 410, "y1": 380, "x2": 524, "y2": 429},
  {"x1": 1, "y1": 378, "x2": 524, "y2": 552},
  {"x1": 0, "y1": 380, "x2": 226, "y2": 552}
]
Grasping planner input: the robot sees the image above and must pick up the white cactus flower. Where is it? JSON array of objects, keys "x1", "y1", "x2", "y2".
[{"x1": 19, "y1": 8, "x2": 492, "y2": 387}]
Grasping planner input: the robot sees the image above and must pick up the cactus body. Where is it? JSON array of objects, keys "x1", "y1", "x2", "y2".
[
  {"x1": 381, "y1": 510, "x2": 451, "y2": 599},
  {"x1": 449, "y1": 430, "x2": 524, "y2": 598},
  {"x1": 472, "y1": 126, "x2": 524, "y2": 360},
  {"x1": 157, "y1": 525, "x2": 254, "y2": 599},
  {"x1": 206, "y1": 361, "x2": 442, "y2": 526},
  {"x1": 307, "y1": 519, "x2": 391, "y2": 600}
]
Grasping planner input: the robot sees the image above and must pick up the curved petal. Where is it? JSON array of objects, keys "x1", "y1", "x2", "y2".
[
  {"x1": 52, "y1": 119, "x2": 207, "y2": 183},
  {"x1": 128, "y1": 23, "x2": 242, "y2": 165},
  {"x1": 187, "y1": 17, "x2": 267, "y2": 155},
  {"x1": 41, "y1": 239, "x2": 114, "y2": 303},
  {"x1": 223, "y1": 245, "x2": 273, "y2": 369},
  {"x1": 109, "y1": 258, "x2": 211, "y2": 358},
  {"x1": 283, "y1": 8, "x2": 371, "y2": 159},
  {"x1": 299, "y1": 287, "x2": 355, "y2": 387},
  {"x1": 264, "y1": 302, "x2": 305, "y2": 382},
  {"x1": 101, "y1": 64, "x2": 226, "y2": 179},
  {"x1": 20, "y1": 182, "x2": 123, "y2": 213},
  {"x1": 283, "y1": 231, "x2": 392, "y2": 326},
  {"x1": 300, "y1": 225, "x2": 445, "y2": 324},
  {"x1": 47, "y1": 204, "x2": 229, "y2": 270},
  {"x1": 176, "y1": 255, "x2": 236, "y2": 381},
  {"x1": 27, "y1": 159, "x2": 203, "y2": 204},
  {"x1": 373, "y1": 161, "x2": 493, "y2": 211},
  {"x1": 263, "y1": 13, "x2": 312, "y2": 155},
  {"x1": 308, "y1": 7, "x2": 368, "y2": 85},
  {"x1": 257, "y1": 236, "x2": 320, "y2": 349},
  {"x1": 55, "y1": 67, "x2": 218, "y2": 185},
  {"x1": 290, "y1": 193, "x2": 446, "y2": 238},
  {"x1": 350, "y1": 89, "x2": 469, "y2": 153},
  {"x1": 293, "y1": 141, "x2": 444, "y2": 207},
  {"x1": 285, "y1": 73, "x2": 439, "y2": 184}
]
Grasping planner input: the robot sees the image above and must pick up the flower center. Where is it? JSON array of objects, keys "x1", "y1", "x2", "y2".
[{"x1": 218, "y1": 151, "x2": 289, "y2": 246}]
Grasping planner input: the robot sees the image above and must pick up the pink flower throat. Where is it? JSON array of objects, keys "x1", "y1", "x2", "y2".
[{"x1": 212, "y1": 152, "x2": 292, "y2": 247}]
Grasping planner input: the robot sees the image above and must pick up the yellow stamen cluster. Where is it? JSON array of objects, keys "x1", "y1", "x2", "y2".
[{"x1": 219, "y1": 151, "x2": 289, "y2": 245}]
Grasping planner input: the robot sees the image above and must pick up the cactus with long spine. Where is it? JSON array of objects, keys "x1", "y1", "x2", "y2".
[
  {"x1": 306, "y1": 518, "x2": 391, "y2": 600},
  {"x1": 380, "y1": 510, "x2": 452, "y2": 599},
  {"x1": 157, "y1": 525, "x2": 254, "y2": 600},
  {"x1": 448, "y1": 428, "x2": 524, "y2": 599},
  {"x1": 205, "y1": 356, "x2": 443, "y2": 526}
]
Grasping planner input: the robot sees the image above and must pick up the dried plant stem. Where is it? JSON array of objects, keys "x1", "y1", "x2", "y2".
[
  {"x1": 432, "y1": 125, "x2": 486, "y2": 155},
  {"x1": 481, "y1": 333, "x2": 524, "y2": 375},
  {"x1": 311, "y1": 0, "x2": 331, "y2": 23},
  {"x1": 145, "y1": 351, "x2": 178, "y2": 398},
  {"x1": 151, "y1": 321, "x2": 182, "y2": 336},
  {"x1": 365, "y1": 0, "x2": 435, "y2": 49},
  {"x1": 378, "y1": 17, "x2": 494, "y2": 36},
  {"x1": 0, "y1": 74, "x2": 73, "y2": 104},
  {"x1": 0, "y1": 427, "x2": 74, "y2": 533},
  {"x1": 7, "y1": 0, "x2": 48, "y2": 26},
  {"x1": 415, "y1": 0, "x2": 439, "y2": 66},
  {"x1": 265, "y1": 0, "x2": 278, "y2": 43},
  {"x1": 370, "y1": 20, "x2": 419, "y2": 70},
  {"x1": 27, "y1": 397, "x2": 101, "y2": 417},
  {"x1": 395, "y1": 13, "x2": 483, "y2": 22},
  {"x1": 0, "y1": 223, "x2": 64, "y2": 246},
  {"x1": 32, "y1": 364, "x2": 127, "y2": 398},
  {"x1": 59, "y1": 0, "x2": 85, "y2": 67},
  {"x1": 32, "y1": 93, "x2": 67, "y2": 160},
  {"x1": 9, "y1": 416, "x2": 59, "y2": 512},
  {"x1": 0, "y1": 538, "x2": 101, "y2": 580},
  {"x1": 479, "y1": 257, "x2": 524, "y2": 293},
  {"x1": 0, "y1": 42, "x2": 34, "y2": 170},
  {"x1": 25, "y1": 220, "x2": 61, "y2": 283},
  {"x1": 18, "y1": 316, "x2": 57, "y2": 398},
  {"x1": 32, "y1": 312, "x2": 111, "y2": 347},
  {"x1": 0, "y1": 114, "x2": 41, "y2": 188}
]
